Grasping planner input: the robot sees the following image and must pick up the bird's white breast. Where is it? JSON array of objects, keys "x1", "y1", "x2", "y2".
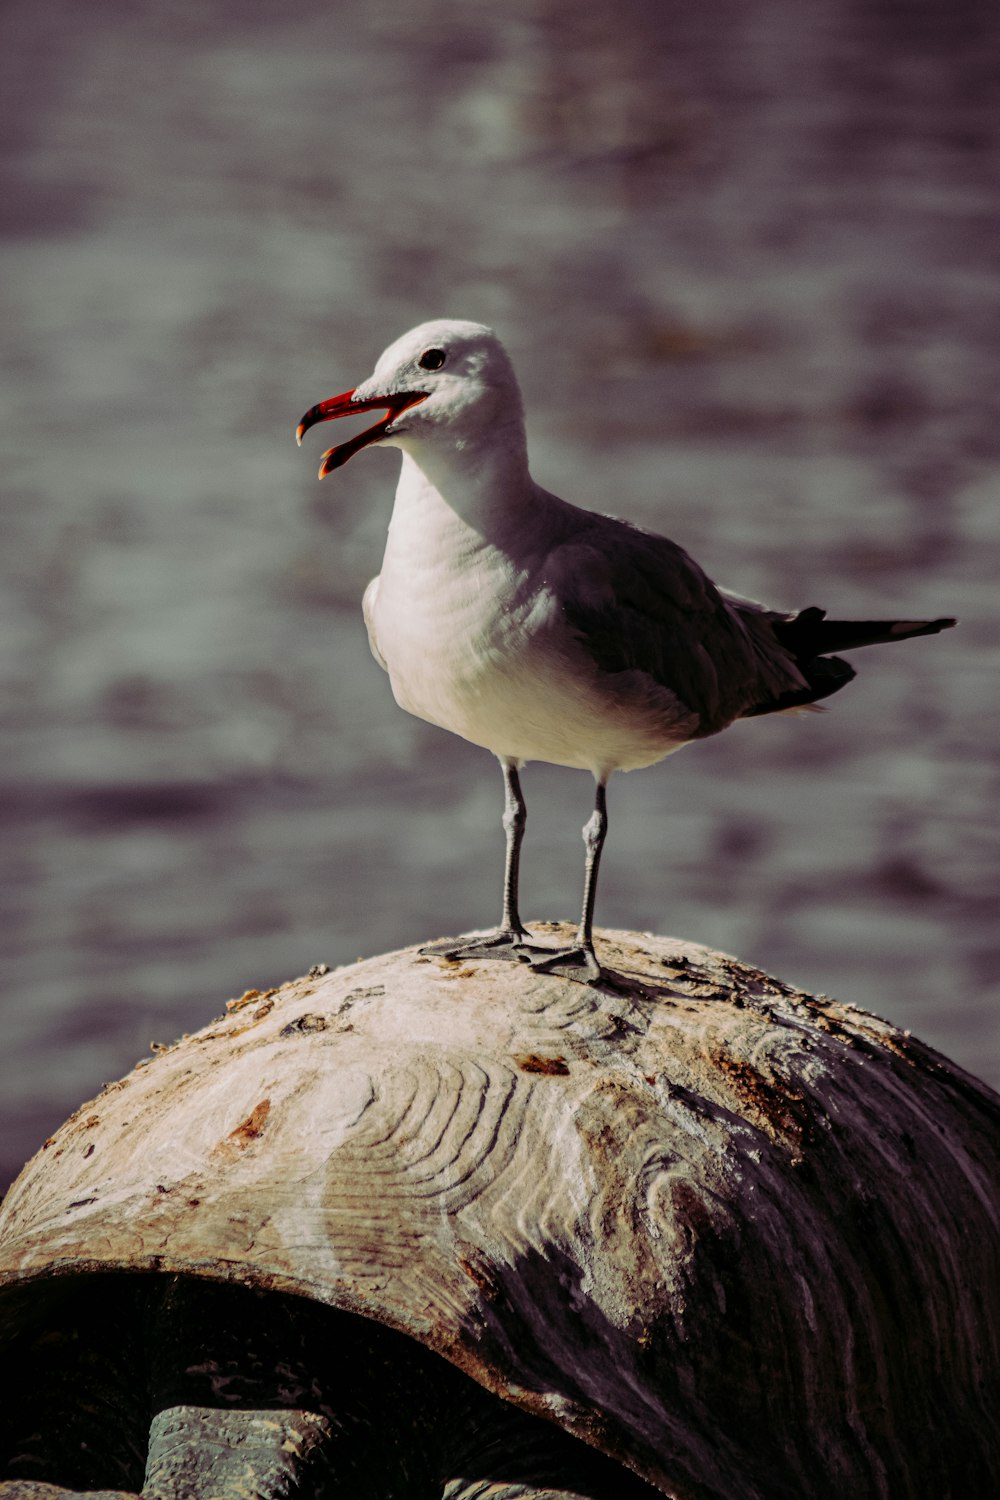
[{"x1": 366, "y1": 475, "x2": 689, "y2": 776}]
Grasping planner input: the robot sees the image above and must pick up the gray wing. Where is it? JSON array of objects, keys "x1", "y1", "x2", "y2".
[{"x1": 545, "y1": 516, "x2": 806, "y2": 737}]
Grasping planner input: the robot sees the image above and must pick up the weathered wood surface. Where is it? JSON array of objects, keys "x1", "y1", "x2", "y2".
[{"x1": 1, "y1": 926, "x2": 999, "y2": 1499}]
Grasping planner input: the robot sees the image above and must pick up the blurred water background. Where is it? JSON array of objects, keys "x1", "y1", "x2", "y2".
[{"x1": 2, "y1": 0, "x2": 998, "y2": 1189}]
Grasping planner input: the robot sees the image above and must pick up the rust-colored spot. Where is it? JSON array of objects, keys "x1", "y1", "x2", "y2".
[
  {"x1": 514, "y1": 1053, "x2": 570, "y2": 1076},
  {"x1": 149, "y1": 1041, "x2": 168, "y2": 1054},
  {"x1": 227, "y1": 1098, "x2": 271, "y2": 1146},
  {"x1": 228, "y1": 988, "x2": 262, "y2": 1011},
  {"x1": 458, "y1": 1255, "x2": 500, "y2": 1298},
  {"x1": 227, "y1": 987, "x2": 277, "y2": 1013},
  {"x1": 252, "y1": 1000, "x2": 274, "y2": 1021},
  {"x1": 715, "y1": 1053, "x2": 813, "y2": 1148},
  {"x1": 188, "y1": 1198, "x2": 201, "y2": 1208},
  {"x1": 84, "y1": 1115, "x2": 100, "y2": 1129},
  {"x1": 669, "y1": 1178, "x2": 718, "y2": 1239}
]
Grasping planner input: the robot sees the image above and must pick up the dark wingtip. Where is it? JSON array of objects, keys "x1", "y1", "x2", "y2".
[
  {"x1": 776, "y1": 612, "x2": 958, "y2": 656},
  {"x1": 890, "y1": 617, "x2": 957, "y2": 638}
]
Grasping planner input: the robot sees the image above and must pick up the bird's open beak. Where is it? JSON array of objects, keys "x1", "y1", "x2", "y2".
[{"x1": 296, "y1": 389, "x2": 429, "y2": 478}]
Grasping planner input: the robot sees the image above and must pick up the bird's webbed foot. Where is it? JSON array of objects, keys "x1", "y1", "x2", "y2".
[
  {"x1": 523, "y1": 943, "x2": 604, "y2": 984},
  {"x1": 419, "y1": 928, "x2": 554, "y2": 964}
]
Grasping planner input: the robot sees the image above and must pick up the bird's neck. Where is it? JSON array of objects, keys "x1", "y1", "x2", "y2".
[{"x1": 390, "y1": 422, "x2": 535, "y2": 546}]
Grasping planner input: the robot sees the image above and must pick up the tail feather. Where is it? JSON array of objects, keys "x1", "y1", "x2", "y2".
[{"x1": 742, "y1": 607, "x2": 954, "y2": 720}]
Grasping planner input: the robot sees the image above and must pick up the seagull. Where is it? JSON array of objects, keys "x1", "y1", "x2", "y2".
[{"x1": 297, "y1": 319, "x2": 954, "y2": 982}]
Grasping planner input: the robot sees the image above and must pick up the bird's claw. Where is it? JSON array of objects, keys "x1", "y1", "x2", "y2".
[
  {"x1": 523, "y1": 944, "x2": 603, "y2": 984},
  {"x1": 419, "y1": 929, "x2": 552, "y2": 964},
  {"x1": 420, "y1": 931, "x2": 604, "y2": 984}
]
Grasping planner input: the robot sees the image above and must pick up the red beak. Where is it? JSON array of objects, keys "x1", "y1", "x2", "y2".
[{"x1": 296, "y1": 388, "x2": 429, "y2": 477}]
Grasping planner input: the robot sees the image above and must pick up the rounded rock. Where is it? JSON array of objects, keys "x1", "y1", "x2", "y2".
[{"x1": 1, "y1": 927, "x2": 998, "y2": 1498}]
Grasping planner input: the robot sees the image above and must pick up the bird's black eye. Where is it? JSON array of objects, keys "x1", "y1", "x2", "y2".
[{"x1": 418, "y1": 347, "x2": 447, "y2": 371}]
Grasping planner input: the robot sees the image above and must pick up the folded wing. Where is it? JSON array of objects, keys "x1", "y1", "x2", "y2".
[{"x1": 546, "y1": 511, "x2": 955, "y2": 735}]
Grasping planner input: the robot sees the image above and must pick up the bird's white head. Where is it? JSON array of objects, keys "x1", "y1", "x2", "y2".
[{"x1": 296, "y1": 319, "x2": 526, "y2": 480}]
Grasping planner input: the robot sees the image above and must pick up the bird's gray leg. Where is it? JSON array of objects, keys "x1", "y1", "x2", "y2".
[
  {"x1": 527, "y1": 780, "x2": 607, "y2": 982},
  {"x1": 498, "y1": 757, "x2": 529, "y2": 936},
  {"x1": 420, "y1": 760, "x2": 552, "y2": 962},
  {"x1": 578, "y1": 780, "x2": 608, "y2": 954}
]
